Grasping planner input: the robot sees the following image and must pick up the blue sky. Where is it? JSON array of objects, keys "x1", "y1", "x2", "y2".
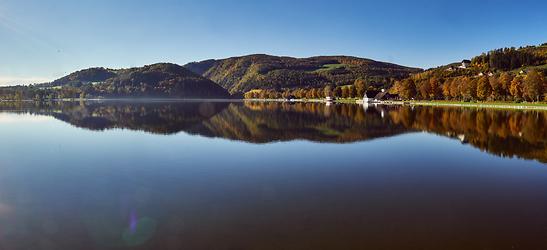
[{"x1": 0, "y1": 0, "x2": 546, "y2": 85}]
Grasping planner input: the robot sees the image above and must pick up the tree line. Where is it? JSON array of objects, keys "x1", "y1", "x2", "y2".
[
  {"x1": 471, "y1": 46, "x2": 546, "y2": 72},
  {"x1": 0, "y1": 85, "x2": 87, "y2": 101},
  {"x1": 243, "y1": 78, "x2": 370, "y2": 99},
  {"x1": 392, "y1": 69, "x2": 546, "y2": 102}
]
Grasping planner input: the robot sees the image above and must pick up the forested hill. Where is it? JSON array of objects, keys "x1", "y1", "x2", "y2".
[
  {"x1": 392, "y1": 43, "x2": 547, "y2": 102},
  {"x1": 44, "y1": 67, "x2": 118, "y2": 87},
  {"x1": 184, "y1": 54, "x2": 421, "y2": 94},
  {"x1": 2, "y1": 63, "x2": 231, "y2": 100},
  {"x1": 89, "y1": 63, "x2": 230, "y2": 98}
]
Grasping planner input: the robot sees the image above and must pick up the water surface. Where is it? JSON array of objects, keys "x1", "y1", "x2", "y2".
[{"x1": 0, "y1": 101, "x2": 546, "y2": 250}]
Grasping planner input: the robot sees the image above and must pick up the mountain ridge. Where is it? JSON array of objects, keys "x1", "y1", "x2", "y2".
[
  {"x1": 1, "y1": 45, "x2": 544, "y2": 101},
  {"x1": 14, "y1": 63, "x2": 232, "y2": 99},
  {"x1": 184, "y1": 54, "x2": 422, "y2": 94}
]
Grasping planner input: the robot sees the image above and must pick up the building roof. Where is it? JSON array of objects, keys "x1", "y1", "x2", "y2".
[
  {"x1": 364, "y1": 90, "x2": 380, "y2": 98},
  {"x1": 374, "y1": 91, "x2": 398, "y2": 100}
]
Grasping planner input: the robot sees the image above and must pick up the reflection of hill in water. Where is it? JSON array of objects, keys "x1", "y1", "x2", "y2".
[
  {"x1": 0, "y1": 101, "x2": 409, "y2": 142},
  {"x1": 201, "y1": 102, "x2": 409, "y2": 143},
  {"x1": 1, "y1": 101, "x2": 545, "y2": 163},
  {"x1": 0, "y1": 101, "x2": 228, "y2": 135}
]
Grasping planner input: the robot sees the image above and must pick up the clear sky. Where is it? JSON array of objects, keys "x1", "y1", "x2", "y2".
[{"x1": 0, "y1": 0, "x2": 546, "y2": 85}]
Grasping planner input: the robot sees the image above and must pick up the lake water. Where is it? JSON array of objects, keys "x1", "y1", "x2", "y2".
[{"x1": 0, "y1": 100, "x2": 546, "y2": 250}]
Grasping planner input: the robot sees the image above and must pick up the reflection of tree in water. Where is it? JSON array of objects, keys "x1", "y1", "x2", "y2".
[
  {"x1": 389, "y1": 106, "x2": 547, "y2": 163},
  {"x1": 0, "y1": 101, "x2": 545, "y2": 162}
]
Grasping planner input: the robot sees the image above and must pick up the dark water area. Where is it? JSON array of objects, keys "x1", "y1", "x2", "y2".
[{"x1": 0, "y1": 100, "x2": 546, "y2": 250}]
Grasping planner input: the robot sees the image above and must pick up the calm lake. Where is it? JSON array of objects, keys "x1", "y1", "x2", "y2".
[{"x1": 0, "y1": 100, "x2": 546, "y2": 250}]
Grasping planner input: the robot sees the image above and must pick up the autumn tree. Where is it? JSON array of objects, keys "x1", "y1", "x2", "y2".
[
  {"x1": 399, "y1": 79, "x2": 416, "y2": 100},
  {"x1": 354, "y1": 78, "x2": 368, "y2": 97},
  {"x1": 449, "y1": 78, "x2": 461, "y2": 100},
  {"x1": 418, "y1": 81, "x2": 431, "y2": 100},
  {"x1": 523, "y1": 70, "x2": 544, "y2": 101},
  {"x1": 334, "y1": 86, "x2": 342, "y2": 98},
  {"x1": 462, "y1": 77, "x2": 477, "y2": 101},
  {"x1": 323, "y1": 85, "x2": 333, "y2": 97},
  {"x1": 509, "y1": 75, "x2": 524, "y2": 101},
  {"x1": 442, "y1": 79, "x2": 452, "y2": 100},
  {"x1": 488, "y1": 75, "x2": 501, "y2": 100},
  {"x1": 429, "y1": 77, "x2": 442, "y2": 100},
  {"x1": 348, "y1": 85, "x2": 357, "y2": 98},
  {"x1": 341, "y1": 87, "x2": 349, "y2": 98},
  {"x1": 498, "y1": 72, "x2": 513, "y2": 100},
  {"x1": 312, "y1": 88, "x2": 320, "y2": 98},
  {"x1": 476, "y1": 76, "x2": 491, "y2": 101}
]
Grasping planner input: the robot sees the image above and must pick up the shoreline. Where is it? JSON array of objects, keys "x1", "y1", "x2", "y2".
[
  {"x1": 245, "y1": 98, "x2": 547, "y2": 110},
  {"x1": 400, "y1": 101, "x2": 547, "y2": 110},
  {"x1": 2, "y1": 98, "x2": 546, "y2": 110}
]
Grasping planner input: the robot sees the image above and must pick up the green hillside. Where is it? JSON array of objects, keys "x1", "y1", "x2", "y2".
[{"x1": 185, "y1": 54, "x2": 421, "y2": 94}]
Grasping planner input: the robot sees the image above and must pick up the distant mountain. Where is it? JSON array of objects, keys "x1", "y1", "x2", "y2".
[
  {"x1": 185, "y1": 54, "x2": 421, "y2": 94},
  {"x1": 38, "y1": 63, "x2": 231, "y2": 99}
]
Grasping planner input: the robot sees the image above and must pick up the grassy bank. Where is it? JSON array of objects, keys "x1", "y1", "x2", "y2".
[
  {"x1": 243, "y1": 98, "x2": 547, "y2": 110},
  {"x1": 406, "y1": 100, "x2": 547, "y2": 110},
  {"x1": 13, "y1": 97, "x2": 541, "y2": 111}
]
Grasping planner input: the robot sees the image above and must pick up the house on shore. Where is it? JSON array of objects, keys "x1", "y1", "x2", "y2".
[
  {"x1": 363, "y1": 90, "x2": 380, "y2": 103},
  {"x1": 373, "y1": 90, "x2": 398, "y2": 101},
  {"x1": 362, "y1": 89, "x2": 398, "y2": 103}
]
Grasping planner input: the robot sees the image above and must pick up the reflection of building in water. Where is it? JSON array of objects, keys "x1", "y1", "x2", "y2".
[
  {"x1": 457, "y1": 134, "x2": 468, "y2": 144},
  {"x1": 325, "y1": 96, "x2": 334, "y2": 106},
  {"x1": 371, "y1": 104, "x2": 386, "y2": 119}
]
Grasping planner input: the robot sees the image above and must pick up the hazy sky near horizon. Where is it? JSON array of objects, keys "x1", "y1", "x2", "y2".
[{"x1": 0, "y1": 0, "x2": 546, "y2": 85}]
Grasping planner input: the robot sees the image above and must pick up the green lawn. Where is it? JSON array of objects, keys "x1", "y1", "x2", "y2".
[
  {"x1": 314, "y1": 64, "x2": 346, "y2": 72},
  {"x1": 283, "y1": 98, "x2": 547, "y2": 110},
  {"x1": 510, "y1": 64, "x2": 547, "y2": 74},
  {"x1": 409, "y1": 100, "x2": 547, "y2": 109}
]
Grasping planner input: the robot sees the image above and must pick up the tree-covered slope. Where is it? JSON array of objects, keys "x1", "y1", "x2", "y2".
[
  {"x1": 91, "y1": 63, "x2": 231, "y2": 98},
  {"x1": 45, "y1": 67, "x2": 117, "y2": 87},
  {"x1": 8, "y1": 63, "x2": 231, "y2": 99},
  {"x1": 185, "y1": 54, "x2": 421, "y2": 94},
  {"x1": 391, "y1": 43, "x2": 547, "y2": 102}
]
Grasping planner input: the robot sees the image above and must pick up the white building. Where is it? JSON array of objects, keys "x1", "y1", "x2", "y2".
[{"x1": 459, "y1": 60, "x2": 471, "y2": 69}]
